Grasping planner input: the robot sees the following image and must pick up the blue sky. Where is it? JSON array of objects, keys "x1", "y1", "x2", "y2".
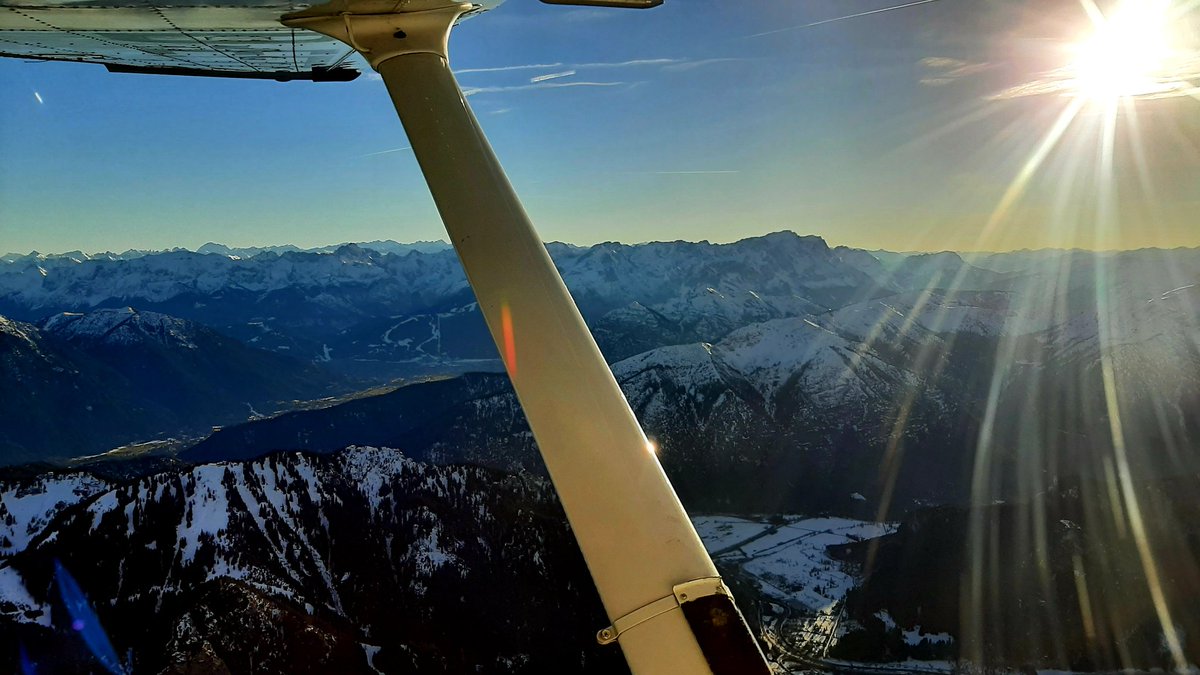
[{"x1": 1, "y1": 0, "x2": 1197, "y2": 254}]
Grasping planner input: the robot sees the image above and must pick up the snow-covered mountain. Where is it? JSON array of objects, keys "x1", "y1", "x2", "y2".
[
  {"x1": 6, "y1": 234, "x2": 1195, "y2": 506},
  {"x1": 5, "y1": 235, "x2": 1194, "y2": 380},
  {"x1": 2, "y1": 449, "x2": 1193, "y2": 673},
  {"x1": 0, "y1": 249, "x2": 180, "y2": 264},
  {"x1": 177, "y1": 276, "x2": 1200, "y2": 516},
  {"x1": 0, "y1": 233, "x2": 896, "y2": 374},
  {"x1": 1, "y1": 240, "x2": 452, "y2": 264},
  {"x1": 0, "y1": 447, "x2": 624, "y2": 674},
  {"x1": 42, "y1": 306, "x2": 204, "y2": 348},
  {"x1": 0, "y1": 446, "x2": 901, "y2": 674},
  {"x1": 194, "y1": 239, "x2": 452, "y2": 258},
  {"x1": 0, "y1": 471, "x2": 110, "y2": 559},
  {"x1": 0, "y1": 314, "x2": 148, "y2": 466},
  {"x1": 0, "y1": 308, "x2": 347, "y2": 466},
  {"x1": 0, "y1": 234, "x2": 1198, "y2": 673}
]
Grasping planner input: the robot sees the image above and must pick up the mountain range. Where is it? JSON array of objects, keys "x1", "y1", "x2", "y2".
[
  {"x1": 0, "y1": 232, "x2": 1197, "y2": 672},
  {"x1": 4, "y1": 233, "x2": 1198, "y2": 508},
  {"x1": 0, "y1": 240, "x2": 451, "y2": 264},
  {"x1": 4, "y1": 234, "x2": 1194, "y2": 374}
]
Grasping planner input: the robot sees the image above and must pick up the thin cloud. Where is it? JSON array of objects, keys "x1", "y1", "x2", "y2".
[
  {"x1": 746, "y1": 0, "x2": 939, "y2": 38},
  {"x1": 455, "y1": 63, "x2": 566, "y2": 75},
  {"x1": 530, "y1": 70, "x2": 576, "y2": 84},
  {"x1": 462, "y1": 81, "x2": 628, "y2": 97},
  {"x1": 921, "y1": 57, "x2": 966, "y2": 69},
  {"x1": 918, "y1": 55, "x2": 995, "y2": 87},
  {"x1": 574, "y1": 58, "x2": 681, "y2": 69},
  {"x1": 452, "y1": 57, "x2": 740, "y2": 98},
  {"x1": 990, "y1": 50, "x2": 1200, "y2": 100},
  {"x1": 647, "y1": 170, "x2": 740, "y2": 175},
  {"x1": 987, "y1": 78, "x2": 1067, "y2": 100}
]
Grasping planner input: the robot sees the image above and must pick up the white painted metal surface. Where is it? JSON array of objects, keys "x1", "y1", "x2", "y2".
[{"x1": 346, "y1": 10, "x2": 723, "y2": 672}]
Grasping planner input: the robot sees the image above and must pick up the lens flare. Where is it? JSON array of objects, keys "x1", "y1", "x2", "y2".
[
  {"x1": 54, "y1": 560, "x2": 126, "y2": 675},
  {"x1": 1069, "y1": 0, "x2": 1177, "y2": 101},
  {"x1": 501, "y1": 302, "x2": 517, "y2": 377},
  {"x1": 992, "y1": 0, "x2": 1200, "y2": 103}
]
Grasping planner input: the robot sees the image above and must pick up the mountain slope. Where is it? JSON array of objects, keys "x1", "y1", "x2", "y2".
[
  {"x1": 184, "y1": 306, "x2": 963, "y2": 513},
  {"x1": 0, "y1": 471, "x2": 110, "y2": 558},
  {"x1": 0, "y1": 308, "x2": 348, "y2": 465},
  {"x1": 181, "y1": 282, "x2": 1200, "y2": 517},
  {"x1": 0, "y1": 447, "x2": 624, "y2": 674}
]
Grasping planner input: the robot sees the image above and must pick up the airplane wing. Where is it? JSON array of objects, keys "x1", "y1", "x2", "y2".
[{"x1": 3, "y1": 0, "x2": 405, "y2": 80}]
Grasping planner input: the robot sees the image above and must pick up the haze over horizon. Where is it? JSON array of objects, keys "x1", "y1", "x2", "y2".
[{"x1": 5, "y1": 228, "x2": 1200, "y2": 259}]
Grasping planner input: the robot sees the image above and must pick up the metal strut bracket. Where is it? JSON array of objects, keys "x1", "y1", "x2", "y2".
[
  {"x1": 282, "y1": 3, "x2": 476, "y2": 68},
  {"x1": 596, "y1": 577, "x2": 729, "y2": 645}
]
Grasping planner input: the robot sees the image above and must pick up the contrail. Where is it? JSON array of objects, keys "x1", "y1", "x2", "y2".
[
  {"x1": 361, "y1": 146, "x2": 411, "y2": 157},
  {"x1": 746, "y1": 0, "x2": 939, "y2": 38}
]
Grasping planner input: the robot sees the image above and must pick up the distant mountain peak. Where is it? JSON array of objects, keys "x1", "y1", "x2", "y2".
[
  {"x1": 333, "y1": 242, "x2": 369, "y2": 256},
  {"x1": 737, "y1": 230, "x2": 830, "y2": 252},
  {"x1": 905, "y1": 250, "x2": 962, "y2": 261},
  {"x1": 40, "y1": 307, "x2": 199, "y2": 348},
  {"x1": 196, "y1": 242, "x2": 232, "y2": 255}
]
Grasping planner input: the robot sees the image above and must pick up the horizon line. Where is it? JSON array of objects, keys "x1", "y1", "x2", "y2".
[{"x1": 5, "y1": 230, "x2": 1200, "y2": 261}]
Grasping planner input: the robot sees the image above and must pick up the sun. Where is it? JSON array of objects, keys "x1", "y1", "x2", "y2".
[
  {"x1": 1067, "y1": 0, "x2": 1179, "y2": 101},
  {"x1": 978, "y1": 0, "x2": 1197, "y2": 253},
  {"x1": 988, "y1": 0, "x2": 1198, "y2": 102}
]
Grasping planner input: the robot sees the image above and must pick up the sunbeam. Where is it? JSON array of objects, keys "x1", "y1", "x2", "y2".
[{"x1": 983, "y1": 97, "x2": 1086, "y2": 238}]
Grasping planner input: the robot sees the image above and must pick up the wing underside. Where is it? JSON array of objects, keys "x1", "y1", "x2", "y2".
[{"x1": 0, "y1": 1, "x2": 359, "y2": 79}]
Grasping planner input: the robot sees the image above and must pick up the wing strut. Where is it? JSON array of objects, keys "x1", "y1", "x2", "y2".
[{"x1": 285, "y1": 4, "x2": 771, "y2": 673}]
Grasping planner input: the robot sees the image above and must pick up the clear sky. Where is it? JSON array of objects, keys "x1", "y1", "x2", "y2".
[{"x1": 1, "y1": 0, "x2": 1197, "y2": 254}]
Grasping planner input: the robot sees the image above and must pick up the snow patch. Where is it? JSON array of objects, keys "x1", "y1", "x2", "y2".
[{"x1": 0, "y1": 565, "x2": 51, "y2": 626}]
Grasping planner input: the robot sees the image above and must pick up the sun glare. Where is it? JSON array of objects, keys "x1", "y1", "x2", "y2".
[
  {"x1": 1068, "y1": 0, "x2": 1180, "y2": 100},
  {"x1": 980, "y1": 1, "x2": 1198, "y2": 254}
]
